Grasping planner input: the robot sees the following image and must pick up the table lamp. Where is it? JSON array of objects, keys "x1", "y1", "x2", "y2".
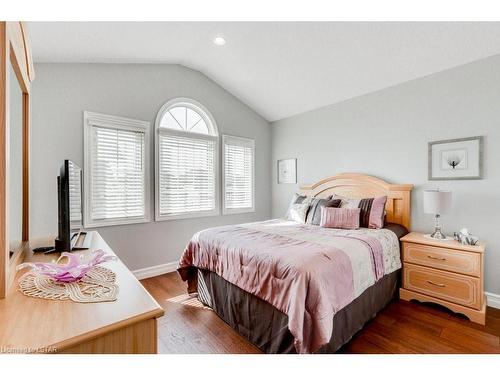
[{"x1": 423, "y1": 189, "x2": 452, "y2": 240}]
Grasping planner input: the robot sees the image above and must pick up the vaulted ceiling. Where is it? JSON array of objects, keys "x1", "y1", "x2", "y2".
[{"x1": 28, "y1": 22, "x2": 500, "y2": 121}]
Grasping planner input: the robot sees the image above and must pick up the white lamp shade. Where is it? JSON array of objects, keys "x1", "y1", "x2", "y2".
[{"x1": 423, "y1": 190, "x2": 452, "y2": 215}]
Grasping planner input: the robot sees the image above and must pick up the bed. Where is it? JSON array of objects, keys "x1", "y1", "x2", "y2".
[{"x1": 178, "y1": 173, "x2": 413, "y2": 353}]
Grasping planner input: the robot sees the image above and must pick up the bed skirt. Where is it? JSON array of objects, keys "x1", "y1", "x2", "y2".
[{"x1": 196, "y1": 268, "x2": 400, "y2": 354}]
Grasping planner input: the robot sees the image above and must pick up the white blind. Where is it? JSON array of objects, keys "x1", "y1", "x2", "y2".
[
  {"x1": 90, "y1": 125, "x2": 146, "y2": 221},
  {"x1": 68, "y1": 161, "x2": 83, "y2": 230},
  {"x1": 158, "y1": 132, "x2": 217, "y2": 216},
  {"x1": 223, "y1": 135, "x2": 254, "y2": 212}
]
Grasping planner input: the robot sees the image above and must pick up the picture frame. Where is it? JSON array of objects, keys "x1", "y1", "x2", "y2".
[
  {"x1": 277, "y1": 158, "x2": 297, "y2": 184},
  {"x1": 428, "y1": 136, "x2": 484, "y2": 180}
]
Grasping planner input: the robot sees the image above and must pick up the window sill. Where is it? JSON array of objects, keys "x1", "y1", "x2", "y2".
[
  {"x1": 223, "y1": 207, "x2": 256, "y2": 215},
  {"x1": 155, "y1": 210, "x2": 220, "y2": 222},
  {"x1": 84, "y1": 217, "x2": 150, "y2": 229}
]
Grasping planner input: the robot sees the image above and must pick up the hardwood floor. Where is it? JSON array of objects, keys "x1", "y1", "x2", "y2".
[
  {"x1": 141, "y1": 272, "x2": 500, "y2": 354},
  {"x1": 141, "y1": 271, "x2": 261, "y2": 353}
]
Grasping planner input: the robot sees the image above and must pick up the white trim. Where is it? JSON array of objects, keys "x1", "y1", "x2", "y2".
[
  {"x1": 486, "y1": 291, "x2": 500, "y2": 309},
  {"x1": 222, "y1": 134, "x2": 255, "y2": 215},
  {"x1": 154, "y1": 98, "x2": 220, "y2": 222},
  {"x1": 83, "y1": 111, "x2": 151, "y2": 228},
  {"x1": 156, "y1": 209, "x2": 220, "y2": 222},
  {"x1": 157, "y1": 125, "x2": 218, "y2": 141},
  {"x1": 132, "y1": 262, "x2": 178, "y2": 280}
]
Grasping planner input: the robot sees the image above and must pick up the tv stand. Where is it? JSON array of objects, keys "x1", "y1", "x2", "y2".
[
  {"x1": 72, "y1": 231, "x2": 93, "y2": 250},
  {"x1": 32, "y1": 245, "x2": 56, "y2": 254},
  {"x1": 32, "y1": 231, "x2": 94, "y2": 254}
]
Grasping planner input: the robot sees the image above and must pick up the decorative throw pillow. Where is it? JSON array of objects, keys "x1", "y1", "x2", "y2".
[
  {"x1": 285, "y1": 193, "x2": 307, "y2": 218},
  {"x1": 287, "y1": 203, "x2": 310, "y2": 224},
  {"x1": 332, "y1": 195, "x2": 387, "y2": 229},
  {"x1": 320, "y1": 207, "x2": 361, "y2": 230},
  {"x1": 305, "y1": 197, "x2": 342, "y2": 225},
  {"x1": 292, "y1": 192, "x2": 308, "y2": 204}
]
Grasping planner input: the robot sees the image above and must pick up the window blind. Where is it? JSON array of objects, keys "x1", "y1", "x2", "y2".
[
  {"x1": 223, "y1": 135, "x2": 254, "y2": 213},
  {"x1": 68, "y1": 162, "x2": 83, "y2": 229},
  {"x1": 90, "y1": 126, "x2": 146, "y2": 222},
  {"x1": 158, "y1": 132, "x2": 217, "y2": 217}
]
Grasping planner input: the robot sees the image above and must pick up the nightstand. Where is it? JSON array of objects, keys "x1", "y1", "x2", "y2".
[{"x1": 399, "y1": 232, "x2": 486, "y2": 325}]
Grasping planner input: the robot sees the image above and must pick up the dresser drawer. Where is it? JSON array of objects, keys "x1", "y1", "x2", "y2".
[
  {"x1": 403, "y1": 263, "x2": 481, "y2": 309},
  {"x1": 403, "y1": 242, "x2": 481, "y2": 277}
]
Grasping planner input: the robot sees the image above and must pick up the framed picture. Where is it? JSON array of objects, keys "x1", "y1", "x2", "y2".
[
  {"x1": 277, "y1": 158, "x2": 297, "y2": 184},
  {"x1": 428, "y1": 136, "x2": 483, "y2": 180}
]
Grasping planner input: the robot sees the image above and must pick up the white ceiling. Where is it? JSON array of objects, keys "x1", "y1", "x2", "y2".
[{"x1": 28, "y1": 22, "x2": 500, "y2": 122}]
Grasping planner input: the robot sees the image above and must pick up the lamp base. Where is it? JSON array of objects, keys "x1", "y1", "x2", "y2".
[
  {"x1": 424, "y1": 233, "x2": 452, "y2": 241},
  {"x1": 426, "y1": 214, "x2": 451, "y2": 241},
  {"x1": 430, "y1": 228, "x2": 446, "y2": 239}
]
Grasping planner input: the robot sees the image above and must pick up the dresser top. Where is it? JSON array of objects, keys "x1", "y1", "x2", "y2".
[
  {"x1": 0, "y1": 231, "x2": 164, "y2": 352},
  {"x1": 401, "y1": 232, "x2": 485, "y2": 253}
]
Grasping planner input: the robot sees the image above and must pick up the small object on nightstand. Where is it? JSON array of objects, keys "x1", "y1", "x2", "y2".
[
  {"x1": 400, "y1": 232, "x2": 486, "y2": 325},
  {"x1": 423, "y1": 189, "x2": 452, "y2": 240},
  {"x1": 456, "y1": 228, "x2": 480, "y2": 246},
  {"x1": 464, "y1": 236, "x2": 480, "y2": 246}
]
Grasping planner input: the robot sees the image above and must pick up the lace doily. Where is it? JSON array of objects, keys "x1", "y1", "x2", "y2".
[{"x1": 18, "y1": 266, "x2": 119, "y2": 303}]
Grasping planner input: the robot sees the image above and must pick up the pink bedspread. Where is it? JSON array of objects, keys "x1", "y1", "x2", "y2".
[{"x1": 178, "y1": 219, "x2": 400, "y2": 353}]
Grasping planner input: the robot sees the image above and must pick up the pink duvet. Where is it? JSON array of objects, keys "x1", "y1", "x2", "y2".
[{"x1": 178, "y1": 219, "x2": 400, "y2": 353}]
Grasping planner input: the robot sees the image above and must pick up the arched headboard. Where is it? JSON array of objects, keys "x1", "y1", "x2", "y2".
[{"x1": 300, "y1": 173, "x2": 413, "y2": 229}]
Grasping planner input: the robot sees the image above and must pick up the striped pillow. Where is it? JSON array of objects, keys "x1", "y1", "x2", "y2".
[
  {"x1": 320, "y1": 207, "x2": 361, "y2": 229},
  {"x1": 305, "y1": 197, "x2": 342, "y2": 225},
  {"x1": 333, "y1": 195, "x2": 387, "y2": 229}
]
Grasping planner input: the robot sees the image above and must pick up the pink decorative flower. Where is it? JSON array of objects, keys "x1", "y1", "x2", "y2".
[{"x1": 17, "y1": 250, "x2": 116, "y2": 283}]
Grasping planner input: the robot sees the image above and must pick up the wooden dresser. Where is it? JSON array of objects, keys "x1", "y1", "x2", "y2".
[
  {"x1": 0, "y1": 231, "x2": 164, "y2": 353},
  {"x1": 400, "y1": 232, "x2": 485, "y2": 325}
]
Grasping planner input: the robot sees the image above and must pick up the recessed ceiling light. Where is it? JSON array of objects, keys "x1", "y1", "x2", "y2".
[{"x1": 213, "y1": 36, "x2": 226, "y2": 46}]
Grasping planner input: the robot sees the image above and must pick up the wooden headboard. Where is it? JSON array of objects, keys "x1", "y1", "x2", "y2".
[{"x1": 300, "y1": 173, "x2": 413, "y2": 229}]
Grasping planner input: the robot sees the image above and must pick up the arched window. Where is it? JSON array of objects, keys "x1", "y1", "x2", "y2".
[
  {"x1": 158, "y1": 101, "x2": 217, "y2": 135},
  {"x1": 155, "y1": 98, "x2": 219, "y2": 220}
]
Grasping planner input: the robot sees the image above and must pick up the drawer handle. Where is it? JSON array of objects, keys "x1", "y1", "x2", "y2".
[
  {"x1": 427, "y1": 280, "x2": 446, "y2": 288},
  {"x1": 427, "y1": 255, "x2": 446, "y2": 261}
]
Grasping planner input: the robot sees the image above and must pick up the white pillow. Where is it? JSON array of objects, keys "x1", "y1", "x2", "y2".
[
  {"x1": 285, "y1": 193, "x2": 307, "y2": 217},
  {"x1": 287, "y1": 203, "x2": 309, "y2": 224}
]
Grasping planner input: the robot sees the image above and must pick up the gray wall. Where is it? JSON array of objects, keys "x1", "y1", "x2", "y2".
[
  {"x1": 31, "y1": 63, "x2": 271, "y2": 270},
  {"x1": 272, "y1": 54, "x2": 500, "y2": 295}
]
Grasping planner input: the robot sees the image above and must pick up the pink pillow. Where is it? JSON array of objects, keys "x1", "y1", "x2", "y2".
[
  {"x1": 368, "y1": 196, "x2": 387, "y2": 229},
  {"x1": 331, "y1": 194, "x2": 387, "y2": 229},
  {"x1": 320, "y1": 207, "x2": 360, "y2": 230}
]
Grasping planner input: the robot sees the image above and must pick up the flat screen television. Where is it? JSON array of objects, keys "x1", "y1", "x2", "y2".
[{"x1": 34, "y1": 159, "x2": 90, "y2": 254}]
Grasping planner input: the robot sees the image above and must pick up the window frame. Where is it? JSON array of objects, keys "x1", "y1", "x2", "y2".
[
  {"x1": 83, "y1": 111, "x2": 151, "y2": 228},
  {"x1": 154, "y1": 98, "x2": 220, "y2": 221},
  {"x1": 222, "y1": 134, "x2": 256, "y2": 215}
]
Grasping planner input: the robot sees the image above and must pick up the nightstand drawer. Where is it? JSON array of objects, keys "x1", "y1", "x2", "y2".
[
  {"x1": 403, "y1": 264, "x2": 481, "y2": 309},
  {"x1": 403, "y1": 242, "x2": 480, "y2": 277}
]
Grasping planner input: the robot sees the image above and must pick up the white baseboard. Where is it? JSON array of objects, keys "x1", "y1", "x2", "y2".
[
  {"x1": 133, "y1": 261, "x2": 178, "y2": 280},
  {"x1": 486, "y1": 291, "x2": 500, "y2": 309}
]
